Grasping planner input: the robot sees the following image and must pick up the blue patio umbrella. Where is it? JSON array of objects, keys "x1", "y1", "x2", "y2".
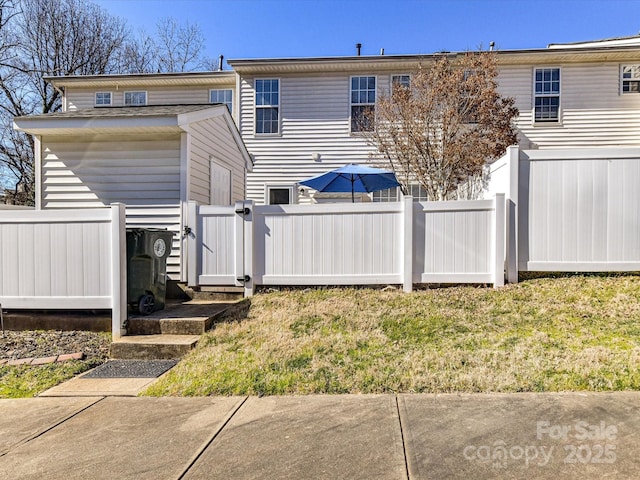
[{"x1": 298, "y1": 163, "x2": 401, "y2": 202}]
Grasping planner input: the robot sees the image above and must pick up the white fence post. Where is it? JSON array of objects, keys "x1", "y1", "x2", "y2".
[
  {"x1": 234, "y1": 200, "x2": 246, "y2": 288},
  {"x1": 493, "y1": 194, "x2": 506, "y2": 288},
  {"x1": 110, "y1": 203, "x2": 127, "y2": 340},
  {"x1": 187, "y1": 201, "x2": 198, "y2": 287},
  {"x1": 506, "y1": 146, "x2": 519, "y2": 283},
  {"x1": 402, "y1": 195, "x2": 413, "y2": 292},
  {"x1": 243, "y1": 200, "x2": 255, "y2": 297}
]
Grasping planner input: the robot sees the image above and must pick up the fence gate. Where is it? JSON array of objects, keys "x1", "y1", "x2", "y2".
[{"x1": 186, "y1": 200, "x2": 253, "y2": 295}]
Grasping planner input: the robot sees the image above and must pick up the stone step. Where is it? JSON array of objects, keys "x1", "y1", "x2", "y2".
[{"x1": 109, "y1": 335, "x2": 200, "y2": 360}]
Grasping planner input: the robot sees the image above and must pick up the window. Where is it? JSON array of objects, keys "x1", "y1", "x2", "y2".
[
  {"x1": 255, "y1": 79, "x2": 279, "y2": 134},
  {"x1": 124, "y1": 91, "x2": 147, "y2": 106},
  {"x1": 266, "y1": 185, "x2": 294, "y2": 205},
  {"x1": 372, "y1": 187, "x2": 399, "y2": 202},
  {"x1": 621, "y1": 65, "x2": 640, "y2": 93},
  {"x1": 351, "y1": 76, "x2": 376, "y2": 132},
  {"x1": 409, "y1": 184, "x2": 429, "y2": 201},
  {"x1": 210, "y1": 89, "x2": 233, "y2": 113},
  {"x1": 392, "y1": 75, "x2": 411, "y2": 90},
  {"x1": 95, "y1": 92, "x2": 112, "y2": 106},
  {"x1": 534, "y1": 68, "x2": 560, "y2": 122}
]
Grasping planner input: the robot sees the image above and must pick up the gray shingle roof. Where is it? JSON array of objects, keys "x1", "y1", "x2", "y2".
[{"x1": 15, "y1": 104, "x2": 221, "y2": 121}]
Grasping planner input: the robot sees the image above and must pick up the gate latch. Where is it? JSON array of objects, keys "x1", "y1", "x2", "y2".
[{"x1": 235, "y1": 207, "x2": 251, "y2": 215}]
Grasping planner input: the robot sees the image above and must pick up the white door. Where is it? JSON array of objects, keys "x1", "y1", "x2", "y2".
[{"x1": 210, "y1": 160, "x2": 232, "y2": 205}]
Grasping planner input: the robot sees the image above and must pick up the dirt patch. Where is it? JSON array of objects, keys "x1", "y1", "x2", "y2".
[{"x1": 0, "y1": 330, "x2": 110, "y2": 362}]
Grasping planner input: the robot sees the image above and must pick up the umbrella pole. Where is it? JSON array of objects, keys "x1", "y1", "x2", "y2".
[{"x1": 351, "y1": 175, "x2": 355, "y2": 203}]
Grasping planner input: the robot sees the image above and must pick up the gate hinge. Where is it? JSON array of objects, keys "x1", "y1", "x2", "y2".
[
  {"x1": 237, "y1": 275, "x2": 251, "y2": 283},
  {"x1": 235, "y1": 207, "x2": 251, "y2": 215}
]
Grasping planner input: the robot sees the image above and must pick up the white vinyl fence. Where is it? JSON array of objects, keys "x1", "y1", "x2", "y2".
[
  {"x1": 487, "y1": 146, "x2": 640, "y2": 279},
  {"x1": 186, "y1": 195, "x2": 505, "y2": 295},
  {"x1": 0, "y1": 204, "x2": 126, "y2": 338}
]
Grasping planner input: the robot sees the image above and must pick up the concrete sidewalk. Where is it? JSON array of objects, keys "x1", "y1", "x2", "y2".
[{"x1": 0, "y1": 392, "x2": 638, "y2": 479}]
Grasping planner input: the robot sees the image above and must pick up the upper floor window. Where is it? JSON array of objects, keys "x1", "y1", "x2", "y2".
[
  {"x1": 351, "y1": 76, "x2": 376, "y2": 132},
  {"x1": 124, "y1": 91, "x2": 147, "y2": 106},
  {"x1": 392, "y1": 75, "x2": 411, "y2": 90},
  {"x1": 255, "y1": 79, "x2": 279, "y2": 134},
  {"x1": 210, "y1": 89, "x2": 233, "y2": 113},
  {"x1": 621, "y1": 65, "x2": 640, "y2": 93},
  {"x1": 534, "y1": 68, "x2": 560, "y2": 122},
  {"x1": 95, "y1": 92, "x2": 112, "y2": 106}
]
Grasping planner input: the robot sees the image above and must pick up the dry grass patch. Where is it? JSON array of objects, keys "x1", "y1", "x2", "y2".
[{"x1": 144, "y1": 275, "x2": 640, "y2": 396}]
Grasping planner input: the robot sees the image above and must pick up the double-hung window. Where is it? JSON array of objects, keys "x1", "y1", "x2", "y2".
[
  {"x1": 255, "y1": 79, "x2": 279, "y2": 134},
  {"x1": 124, "y1": 91, "x2": 147, "y2": 106},
  {"x1": 621, "y1": 65, "x2": 640, "y2": 93},
  {"x1": 210, "y1": 89, "x2": 233, "y2": 113},
  {"x1": 351, "y1": 76, "x2": 376, "y2": 132},
  {"x1": 534, "y1": 68, "x2": 560, "y2": 122},
  {"x1": 95, "y1": 92, "x2": 112, "y2": 106}
]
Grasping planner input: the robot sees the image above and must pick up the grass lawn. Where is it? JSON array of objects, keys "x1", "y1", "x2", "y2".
[
  {"x1": 0, "y1": 360, "x2": 101, "y2": 398},
  {"x1": 144, "y1": 275, "x2": 640, "y2": 396}
]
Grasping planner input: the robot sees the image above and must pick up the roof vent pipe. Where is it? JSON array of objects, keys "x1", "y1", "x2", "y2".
[
  {"x1": 489, "y1": 42, "x2": 495, "y2": 51},
  {"x1": 380, "y1": 48, "x2": 384, "y2": 55},
  {"x1": 356, "y1": 43, "x2": 362, "y2": 56},
  {"x1": 218, "y1": 54, "x2": 224, "y2": 71}
]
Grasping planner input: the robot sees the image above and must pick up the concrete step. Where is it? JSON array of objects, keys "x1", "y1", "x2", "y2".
[
  {"x1": 110, "y1": 335, "x2": 200, "y2": 360},
  {"x1": 126, "y1": 300, "x2": 233, "y2": 335},
  {"x1": 126, "y1": 316, "x2": 212, "y2": 335},
  {"x1": 186, "y1": 286, "x2": 244, "y2": 302}
]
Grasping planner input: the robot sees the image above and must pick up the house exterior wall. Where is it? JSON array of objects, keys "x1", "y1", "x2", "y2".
[
  {"x1": 498, "y1": 62, "x2": 640, "y2": 149},
  {"x1": 40, "y1": 134, "x2": 181, "y2": 208},
  {"x1": 239, "y1": 74, "x2": 394, "y2": 204},
  {"x1": 65, "y1": 84, "x2": 235, "y2": 111},
  {"x1": 187, "y1": 117, "x2": 246, "y2": 204},
  {"x1": 235, "y1": 56, "x2": 640, "y2": 204}
]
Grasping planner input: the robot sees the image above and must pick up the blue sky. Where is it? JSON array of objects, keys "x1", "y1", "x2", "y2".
[{"x1": 94, "y1": 0, "x2": 640, "y2": 63}]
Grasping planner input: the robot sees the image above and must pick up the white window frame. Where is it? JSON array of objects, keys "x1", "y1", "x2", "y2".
[
  {"x1": 391, "y1": 74, "x2": 411, "y2": 93},
  {"x1": 265, "y1": 184, "x2": 295, "y2": 205},
  {"x1": 350, "y1": 75, "x2": 376, "y2": 133},
  {"x1": 255, "y1": 78, "x2": 280, "y2": 135},
  {"x1": 124, "y1": 91, "x2": 147, "y2": 106},
  {"x1": 372, "y1": 187, "x2": 399, "y2": 203},
  {"x1": 209, "y1": 88, "x2": 233, "y2": 114},
  {"x1": 533, "y1": 67, "x2": 561, "y2": 124},
  {"x1": 621, "y1": 65, "x2": 640, "y2": 94},
  {"x1": 95, "y1": 92, "x2": 112, "y2": 106},
  {"x1": 408, "y1": 183, "x2": 429, "y2": 201}
]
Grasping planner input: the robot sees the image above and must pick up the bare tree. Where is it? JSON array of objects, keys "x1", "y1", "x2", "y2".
[
  {"x1": 0, "y1": 0, "x2": 128, "y2": 203},
  {"x1": 364, "y1": 51, "x2": 518, "y2": 201},
  {"x1": 117, "y1": 18, "x2": 212, "y2": 73}
]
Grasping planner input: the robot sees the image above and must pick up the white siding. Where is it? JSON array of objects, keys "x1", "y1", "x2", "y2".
[
  {"x1": 498, "y1": 63, "x2": 640, "y2": 149},
  {"x1": 65, "y1": 85, "x2": 233, "y2": 110},
  {"x1": 187, "y1": 117, "x2": 246, "y2": 204},
  {"x1": 40, "y1": 134, "x2": 183, "y2": 276},
  {"x1": 41, "y1": 134, "x2": 181, "y2": 208},
  {"x1": 240, "y1": 74, "x2": 393, "y2": 204}
]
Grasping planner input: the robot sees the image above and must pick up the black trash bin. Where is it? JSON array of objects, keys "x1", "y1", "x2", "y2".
[{"x1": 126, "y1": 228, "x2": 174, "y2": 315}]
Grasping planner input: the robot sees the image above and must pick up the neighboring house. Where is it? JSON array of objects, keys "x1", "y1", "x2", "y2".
[
  {"x1": 13, "y1": 71, "x2": 252, "y2": 276},
  {"x1": 11, "y1": 35, "x2": 640, "y2": 276}
]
